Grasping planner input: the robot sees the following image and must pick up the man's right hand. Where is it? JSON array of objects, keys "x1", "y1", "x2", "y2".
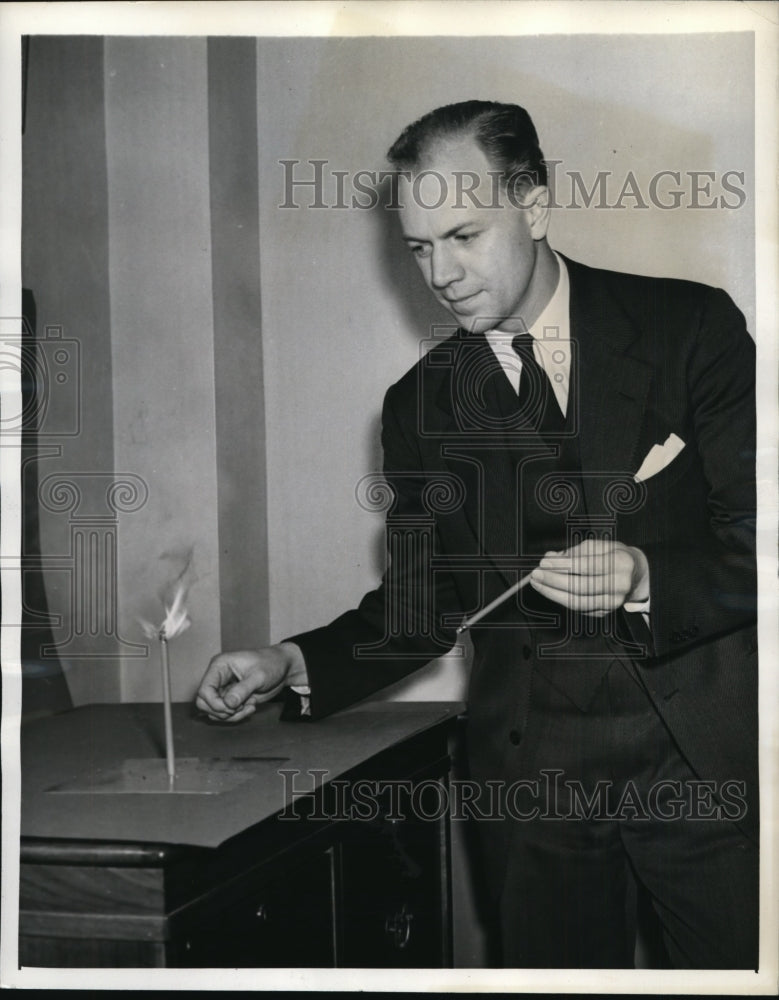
[{"x1": 195, "y1": 643, "x2": 307, "y2": 723}]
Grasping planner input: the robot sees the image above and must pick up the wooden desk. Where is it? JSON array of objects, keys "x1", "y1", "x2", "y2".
[{"x1": 20, "y1": 700, "x2": 461, "y2": 968}]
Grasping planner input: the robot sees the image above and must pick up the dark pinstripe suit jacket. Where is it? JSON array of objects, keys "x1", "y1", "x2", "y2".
[{"x1": 287, "y1": 256, "x2": 758, "y2": 888}]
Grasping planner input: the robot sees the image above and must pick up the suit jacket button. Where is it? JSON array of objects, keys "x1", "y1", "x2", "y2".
[
  {"x1": 509, "y1": 729, "x2": 521, "y2": 746},
  {"x1": 522, "y1": 644, "x2": 532, "y2": 660}
]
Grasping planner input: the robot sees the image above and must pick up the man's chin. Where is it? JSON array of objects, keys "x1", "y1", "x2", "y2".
[{"x1": 448, "y1": 314, "x2": 497, "y2": 335}]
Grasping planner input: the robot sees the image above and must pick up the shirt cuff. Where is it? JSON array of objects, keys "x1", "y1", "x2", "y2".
[
  {"x1": 289, "y1": 685, "x2": 311, "y2": 717},
  {"x1": 623, "y1": 596, "x2": 650, "y2": 631},
  {"x1": 623, "y1": 547, "x2": 650, "y2": 625},
  {"x1": 277, "y1": 642, "x2": 311, "y2": 718}
]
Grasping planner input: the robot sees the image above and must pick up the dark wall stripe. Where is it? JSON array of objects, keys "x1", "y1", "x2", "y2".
[
  {"x1": 21, "y1": 36, "x2": 119, "y2": 703},
  {"x1": 207, "y1": 37, "x2": 270, "y2": 648}
]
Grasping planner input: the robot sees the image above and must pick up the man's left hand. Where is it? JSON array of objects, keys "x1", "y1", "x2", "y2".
[{"x1": 530, "y1": 539, "x2": 649, "y2": 617}]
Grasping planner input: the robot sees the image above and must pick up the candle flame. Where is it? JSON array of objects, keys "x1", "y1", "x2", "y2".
[
  {"x1": 161, "y1": 582, "x2": 191, "y2": 640},
  {"x1": 138, "y1": 581, "x2": 191, "y2": 641}
]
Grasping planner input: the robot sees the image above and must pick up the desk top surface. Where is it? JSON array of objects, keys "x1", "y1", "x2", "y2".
[{"x1": 20, "y1": 700, "x2": 461, "y2": 850}]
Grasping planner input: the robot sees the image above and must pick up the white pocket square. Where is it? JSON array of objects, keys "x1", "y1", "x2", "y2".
[{"x1": 633, "y1": 433, "x2": 685, "y2": 483}]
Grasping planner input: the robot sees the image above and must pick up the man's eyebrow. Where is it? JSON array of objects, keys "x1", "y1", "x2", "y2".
[{"x1": 402, "y1": 222, "x2": 475, "y2": 244}]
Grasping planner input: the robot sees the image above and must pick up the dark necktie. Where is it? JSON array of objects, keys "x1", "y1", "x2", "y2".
[{"x1": 512, "y1": 332, "x2": 565, "y2": 434}]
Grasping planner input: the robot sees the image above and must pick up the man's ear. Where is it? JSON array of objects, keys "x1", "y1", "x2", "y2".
[{"x1": 521, "y1": 185, "x2": 552, "y2": 241}]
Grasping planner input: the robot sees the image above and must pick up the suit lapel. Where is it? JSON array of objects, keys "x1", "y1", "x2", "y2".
[{"x1": 565, "y1": 257, "x2": 653, "y2": 514}]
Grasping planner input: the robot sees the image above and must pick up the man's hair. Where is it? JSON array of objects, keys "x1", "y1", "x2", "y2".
[{"x1": 386, "y1": 100, "x2": 547, "y2": 188}]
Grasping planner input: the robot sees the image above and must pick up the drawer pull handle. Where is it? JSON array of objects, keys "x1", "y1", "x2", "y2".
[
  {"x1": 255, "y1": 904, "x2": 269, "y2": 921},
  {"x1": 385, "y1": 903, "x2": 413, "y2": 949}
]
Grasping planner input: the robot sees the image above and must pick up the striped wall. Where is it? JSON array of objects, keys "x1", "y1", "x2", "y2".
[{"x1": 22, "y1": 37, "x2": 271, "y2": 704}]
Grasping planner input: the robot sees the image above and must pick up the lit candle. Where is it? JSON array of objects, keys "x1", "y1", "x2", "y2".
[
  {"x1": 159, "y1": 631, "x2": 176, "y2": 785},
  {"x1": 139, "y1": 581, "x2": 191, "y2": 791}
]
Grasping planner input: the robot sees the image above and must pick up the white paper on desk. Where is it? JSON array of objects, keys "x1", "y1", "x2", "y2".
[{"x1": 633, "y1": 433, "x2": 685, "y2": 482}]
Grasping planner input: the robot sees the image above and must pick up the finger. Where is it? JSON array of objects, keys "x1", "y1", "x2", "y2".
[
  {"x1": 532, "y1": 568, "x2": 631, "y2": 597},
  {"x1": 537, "y1": 548, "x2": 611, "y2": 572},
  {"x1": 196, "y1": 692, "x2": 237, "y2": 719},
  {"x1": 204, "y1": 689, "x2": 266, "y2": 718},
  {"x1": 242, "y1": 679, "x2": 287, "y2": 705},
  {"x1": 202, "y1": 710, "x2": 235, "y2": 722},
  {"x1": 221, "y1": 671, "x2": 279, "y2": 711},
  {"x1": 562, "y1": 538, "x2": 617, "y2": 555},
  {"x1": 222, "y1": 681, "x2": 254, "y2": 711},
  {"x1": 201, "y1": 703, "x2": 257, "y2": 724},
  {"x1": 541, "y1": 539, "x2": 621, "y2": 566},
  {"x1": 196, "y1": 653, "x2": 243, "y2": 709},
  {"x1": 218, "y1": 689, "x2": 283, "y2": 712},
  {"x1": 536, "y1": 553, "x2": 633, "y2": 583},
  {"x1": 196, "y1": 677, "x2": 234, "y2": 716},
  {"x1": 219, "y1": 701, "x2": 258, "y2": 724},
  {"x1": 537, "y1": 555, "x2": 575, "y2": 572},
  {"x1": 196, "y1": 685, "x2": 268, "y2": 720},
  {"x1": 196, "y1": 698, "x2": 227, "y2": 719},
  {"x1": 530, "y1": 576, "x2": 622, "y2": 613},
  {"x1": 562, "y1": 541, "x2": 638, "y2": 583},
  {"x1": 531, "y1": 584, "x2": 614, "y2": 612}
]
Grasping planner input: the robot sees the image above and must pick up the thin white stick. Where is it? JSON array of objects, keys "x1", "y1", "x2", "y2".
[
  {"x1": 456, "y1": 572, "x2": 534, "y2": 633},
  {"x1": 159, "y1": 635, "x2": 176, "y2": 786}
]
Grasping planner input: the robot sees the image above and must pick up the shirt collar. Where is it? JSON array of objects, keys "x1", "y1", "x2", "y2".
[
  {"x1": 484, "y1": 252, "x2": 569, "y2": 348},
  {"x1": 482, "y1": 254, "x2": 572, "y2": 413},
  {"x1": 529, "y1": 251, "x2": 569, "y2": 347}
]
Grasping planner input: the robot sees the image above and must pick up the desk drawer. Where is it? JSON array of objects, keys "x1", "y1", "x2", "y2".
[
  {"x1": 339, "y1": 810, "x2": 445, "y2": 967},
  {"x1": 170, "y1": 848, "x2": 336, "y2": 968}
]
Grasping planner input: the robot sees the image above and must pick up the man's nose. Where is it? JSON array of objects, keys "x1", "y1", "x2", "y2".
[{"x1": 430, "y1": 246, "x2": 464, "y2": 290}]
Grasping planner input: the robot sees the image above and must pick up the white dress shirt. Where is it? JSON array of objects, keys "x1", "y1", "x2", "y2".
[
  {"x1": 484, "y1": 253, "x2": 650, "y2": 621},
  {"x1": 484, "y1": 251, "x2": 572, "y2": 416}
]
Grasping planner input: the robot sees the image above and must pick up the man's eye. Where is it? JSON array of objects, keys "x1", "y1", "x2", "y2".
[
  {"x1": 410, "y1": 244, "x2": 431, "y2": 258},
  {"x1": 455, "y1": 232, "x2": 476, "y2": 243}
]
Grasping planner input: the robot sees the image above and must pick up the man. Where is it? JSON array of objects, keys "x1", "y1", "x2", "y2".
[{"x1": 196, "y1": 102, "x2": 757, "y2": 969}]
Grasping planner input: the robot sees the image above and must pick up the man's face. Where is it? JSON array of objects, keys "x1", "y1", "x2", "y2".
[{"x1": 397, "y1": 136, "x2": 553, "y2": 334}]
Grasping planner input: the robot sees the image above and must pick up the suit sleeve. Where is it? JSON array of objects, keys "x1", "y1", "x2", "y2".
[
  {"x1": 641, "y1": 286, "x2": 756, "y2": 658},
  {"x1": 281, "y1": 383, "x2": 464, "y2": 720}
]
